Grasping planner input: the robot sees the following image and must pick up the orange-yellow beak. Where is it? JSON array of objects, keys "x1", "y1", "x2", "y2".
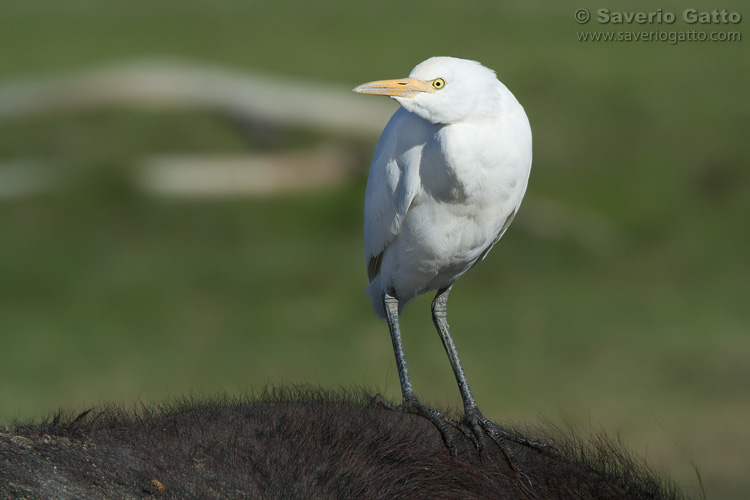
[{"x1": 353, "y1": 78, "x2": 435, "y2": 98}]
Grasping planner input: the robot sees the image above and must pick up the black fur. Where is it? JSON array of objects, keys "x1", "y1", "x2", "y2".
[{"x1": 0, "y1": 387, "x2": 694, "y2": 499}]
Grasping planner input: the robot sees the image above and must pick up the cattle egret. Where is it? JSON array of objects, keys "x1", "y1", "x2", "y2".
[{"x1": 354, "y1": 57, "x2": 537, "y2": 455}]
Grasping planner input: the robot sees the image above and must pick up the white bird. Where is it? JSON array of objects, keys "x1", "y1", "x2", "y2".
[{"x1": 354, "y1": 56, "x2": 535, "y2": 453}]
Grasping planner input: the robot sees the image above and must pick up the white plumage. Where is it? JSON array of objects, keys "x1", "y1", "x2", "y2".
[
  {"x1": 357, "y1": 57, "x2": 532, "y2": 318},
  {"x1": 353, "y1": 56, "x2": 537, "y2": 454}
]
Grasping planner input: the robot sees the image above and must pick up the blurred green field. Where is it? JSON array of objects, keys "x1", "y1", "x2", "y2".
[{"x1": 1, "y1": 1, "x2": 748, "y2": 498}]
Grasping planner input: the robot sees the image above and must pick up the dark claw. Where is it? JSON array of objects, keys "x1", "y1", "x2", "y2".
[
  {"x1": 462, "y1": 407, "x2": 557, "y2": 480},
  {"x1": 371, "y1": 394, "x2": 461, "y2": 454},
  {"x1": 457, "y1": 408, "x2": 555, "y2": 489},
  {"x1": 369, "y1": 393, "x2": 399, "y2": 410},
  {"x1": 466, "y1": 408, "x2": 554, "y2": 451},
  {"x1": 401, "y1": 397, "x2": 461, "y2": 454}
]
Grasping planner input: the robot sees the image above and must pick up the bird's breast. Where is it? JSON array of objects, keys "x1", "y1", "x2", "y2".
[
  {"x1": 420, "y1": 122, "x2": 527, "y2": 204},
  {"x1": 404, "y1": 120, "x2": 530, "y2": 265}
]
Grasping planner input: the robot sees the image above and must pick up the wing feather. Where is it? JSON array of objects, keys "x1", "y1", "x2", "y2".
[
  {"x1": 477, "y1": 206, "x2": 517, "y2": 262},
  {"x1": 364, "y1": 108, "x2": 428, "y2": 282}
]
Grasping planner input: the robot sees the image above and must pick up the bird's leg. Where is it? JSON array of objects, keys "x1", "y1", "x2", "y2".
[
  {"x1": 431, "y1": 286, "x2": 551, "y2": 460},
  {"x1": 382, "y1": 290, "x2": 460, "y2": 452},
  {"x1": 382, "y1": 291, "x2": 415, "y2": 401}
]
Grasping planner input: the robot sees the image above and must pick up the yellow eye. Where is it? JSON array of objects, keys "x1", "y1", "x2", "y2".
[{"x1": 432, "y1": 78, "x2": 445, "y2": 90}]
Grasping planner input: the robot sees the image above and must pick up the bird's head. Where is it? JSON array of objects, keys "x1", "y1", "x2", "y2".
[{"x1": 353, "y1": 56, "x2": 507, "y2": 125}]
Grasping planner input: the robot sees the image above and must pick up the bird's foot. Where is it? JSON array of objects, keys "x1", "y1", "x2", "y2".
[
  {"x1": 463, "y1": 407, "x2": 555, "y2": 464},
  {"x1": 369, "y1": 393, "x2": 399, "y2": 410},
  {"x1": 370, "y1": 393, "x2": 461, "y2": 454},
  {"x1": 401, "y1": 395, "x2": 463, "y2": 454},
  {"x1": 460, "y1": 408, "x2": 554, "y2": 489}
]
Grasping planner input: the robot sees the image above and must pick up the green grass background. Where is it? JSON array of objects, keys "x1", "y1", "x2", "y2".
[{"x1": 0, "y1": 1, "x2": 748, "y2": 498}]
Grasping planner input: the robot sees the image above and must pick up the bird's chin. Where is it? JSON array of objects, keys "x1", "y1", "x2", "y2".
[{"x1": 393, "y1": 97, "x2": 434, "y2": 122}]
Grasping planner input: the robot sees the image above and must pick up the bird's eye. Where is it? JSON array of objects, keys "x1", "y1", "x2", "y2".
[{"x1": 432, "y1": 78, "x2": 445, "y2": 90}]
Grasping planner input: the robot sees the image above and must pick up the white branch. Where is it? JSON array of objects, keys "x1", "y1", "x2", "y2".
[{"x1": 0, "y1": 58, "x2": 396, "y2": 137}]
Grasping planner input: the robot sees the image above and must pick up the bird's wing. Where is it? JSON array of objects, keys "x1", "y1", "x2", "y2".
[
  {"x1": 364, "y1": 108, "x2": 425, "y2": 282},
  {"x1": 477, "y1": 206, "x2": 517, "y2": 262}
]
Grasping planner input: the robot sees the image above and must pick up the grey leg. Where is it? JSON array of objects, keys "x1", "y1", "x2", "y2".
[
  {"x1": 383, "y1": 291, "x2": 416, "y2": 403},
  {"x1": 431, "y1": 286, "x2": 479, "y2": 413},
  {"x1": 381, "y1": 290, "x2": 459, "y2": 451},
  {"x1": 431, "y1": 286, "x2": 551, "y2": 456}
]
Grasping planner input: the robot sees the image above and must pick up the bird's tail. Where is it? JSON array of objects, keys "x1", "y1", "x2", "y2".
[
  {"x1": 366, "y1": 275, "x2": 416, "y2": 322},
  {"x1": 365, "y1": 276, "x2": 387, "y2": 322}
]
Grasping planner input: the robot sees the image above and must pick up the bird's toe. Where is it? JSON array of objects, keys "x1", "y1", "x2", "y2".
[
  {"x1": 463, "y1": 408, "x2": 555, "y2": 456},
  {"x1": 374, "y1": 395, "x2": 462, "y2": 454}
]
